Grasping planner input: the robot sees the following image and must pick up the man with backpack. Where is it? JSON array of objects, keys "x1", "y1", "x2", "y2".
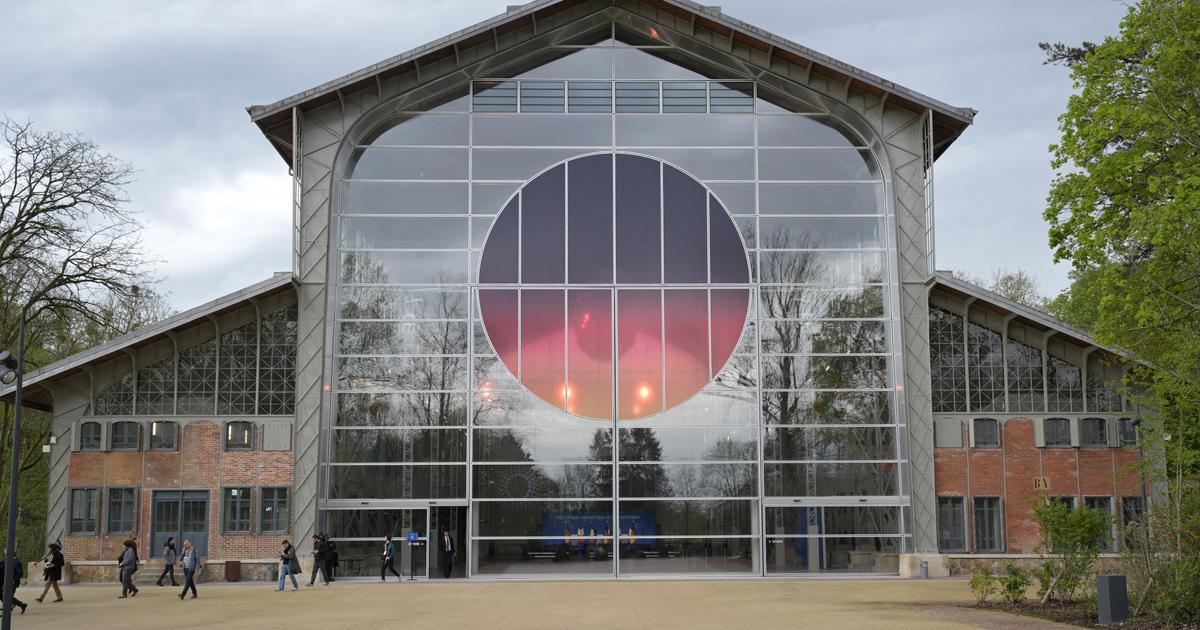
[{"x1": 1, "y1": 551, "x2": 27, "y2": 615}]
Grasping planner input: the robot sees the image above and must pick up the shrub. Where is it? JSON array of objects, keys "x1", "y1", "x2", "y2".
[
  {"x1": 1032, "y1": 497, "x2": 1110, "y2": 604},
  {"x1": 999, "y1": 562, "x2": 1031, "y2": 604},
  {"x1": 1122, "y1": 481, "x2": 1200, "y2": 625},
  {"x1": 970, "y1": 567, "x2": 998, "y2": 604}
]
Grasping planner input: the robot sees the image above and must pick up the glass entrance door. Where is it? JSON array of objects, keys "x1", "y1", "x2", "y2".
[
  {"x1": 763, "y1": 499, "x2": 903, "y2": 574},
  {"x1": 325, "y1": 507, "x2": 429, "y2": 579},
  {"x1": 152, "y1": 490, "x2": 209, "y2": 558}
]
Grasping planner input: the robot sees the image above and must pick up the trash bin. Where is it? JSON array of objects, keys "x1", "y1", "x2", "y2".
[
  {"x1": 225, "y1": 560, "x2": 242, "y2": 582},
  {"x1": 1097, "y1": 574, "x2": 1130, "y2": 624}
]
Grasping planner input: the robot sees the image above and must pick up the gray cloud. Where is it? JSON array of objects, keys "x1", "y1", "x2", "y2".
[{"x1": 0, "y1": 0, "x2": 1126, "y2": 307}]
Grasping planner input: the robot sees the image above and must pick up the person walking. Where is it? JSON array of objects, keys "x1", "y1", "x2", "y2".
[
  {"x1": 326, "y1": 536, "x2": 339, "y2": 582},
  {"x1": 156, "y1": 537, "x2": 179, "y2": 587},
  {"x1": 36, "y1": 542, "x2": 64, "y2": 603},
  {"x1": 380, "y1": 535, "x2": 400, "y2": 581},
  {"x1": 306, "y1": 534, "x2": 329, "y2": 586},
  {"x1": 1, "y1": 552, "x2": 28, "y2": 615},
  {"x1": 438, "y1": 529, "x2": 456, "y2": 579},
  {"x1": 278, "y1": 540, "x2": 300, "y2": 592},
  {"x1": 178, "y1": 539, "x2": 199, "y2": 600},
  {"x1": 117, "y1": 539, "x2": 139, "y2": 599}
]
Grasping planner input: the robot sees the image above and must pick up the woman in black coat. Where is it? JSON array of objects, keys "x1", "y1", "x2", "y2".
[{"x1": 36, "y1": 543, "x2": 64, "y2": 603}]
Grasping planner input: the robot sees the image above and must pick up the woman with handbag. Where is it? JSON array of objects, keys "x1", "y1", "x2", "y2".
[
  {"x1": 117, "y1": 539, "x2": 139, "y2": 599},
  {"x1": 178, "y1": 539, "x2": 199, "y2": 600},
  {"x1": 277, "y1": 540, "x2": 300, "y2": 592},
  {"x1": 36, "y1": 542, "x2": 64, "y2": 603}
]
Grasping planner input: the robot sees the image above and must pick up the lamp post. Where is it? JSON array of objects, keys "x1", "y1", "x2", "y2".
[{"x1": 0, "y1": 304, "x2": 29, "y2": 630}]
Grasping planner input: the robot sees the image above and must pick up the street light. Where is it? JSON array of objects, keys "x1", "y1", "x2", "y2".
[{"x1": 1, "y1": 305, "x2": 30, "y2": 630}]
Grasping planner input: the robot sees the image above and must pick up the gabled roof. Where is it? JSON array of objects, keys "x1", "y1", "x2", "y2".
[
  {"x1": 930, "y1": 270, "x2": 1136, "y2": 363},
  {"x1": 0, "y1": 273, "x2": 295, "y2": 412},
  {"x1": 247, "y1": 0, "x2": 975, "y2": 163}
]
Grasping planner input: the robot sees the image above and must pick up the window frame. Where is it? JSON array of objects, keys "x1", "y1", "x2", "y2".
[
  {"x1": 222, "y1": 486, "x2": 253, "y2": 534},
  {"x1": 78, "y1": 421, "x2": 102, "y2": 451},
  {"x1": 937, "y1": 496, "x2": 966, "y2": 552},
  {"x1": 1043, "y1": 417, "x2": 1073, "y2": 448},
  {"x1": 106, "y1": 487, "x2": 139, "y2": 535},
  {"x1": 109, "y1": 420, "x2": 141, "y2": 451},
  {"x1": 259, "y1": 487, "x2": 290, "y2": 534},
  {"x1": 1080, "y1": 417, "x2": 1108, "y2": 448},
  {"x1": 972, "y1": 496, "x2": 1004, "y2": 552},
  {"x1": 971, "y1": 418, "x2": 1000, "y2": 449},
  {"x1": 1118, "y1": 418, "x2": 1139, "y2": 448},
  {"x1": 224, "y1": 421, "x2": 255, "y2": 451},
  {"x1": 149, "y1": 420, "x2": 179, "y2": 451},
  {"x1": 69, "y1": 488, "x2": 100, "y2": 535}
]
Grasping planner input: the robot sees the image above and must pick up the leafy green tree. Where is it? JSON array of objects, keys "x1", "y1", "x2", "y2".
[{"x1": 1032, "y1": 497, "x2": 1110, "y2": 604}]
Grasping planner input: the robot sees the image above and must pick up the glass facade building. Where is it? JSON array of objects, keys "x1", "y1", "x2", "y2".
[{"x1": 323, "y1": 28, "x2": 907, "y2": 577}]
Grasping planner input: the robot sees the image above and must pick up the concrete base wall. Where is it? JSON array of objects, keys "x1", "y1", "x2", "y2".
[
  {"x1": 59, "y1": 559, "x2": 283, "y2": 584},
  {"x1": 898, "y1": 554, "x2": 950, "y2": 578}
]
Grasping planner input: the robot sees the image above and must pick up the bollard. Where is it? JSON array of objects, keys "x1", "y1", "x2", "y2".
[
  {"x1": 919, "y1": 560, "x2": 929, "y2": 579},
  {"x1": 1096, "y1": 575, "x2": 1130, "y2": 624}
]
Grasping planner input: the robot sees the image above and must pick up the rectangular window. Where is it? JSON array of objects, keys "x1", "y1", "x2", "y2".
[
  {"x1": 222, "y1": 487, "x2": 252, "y2": 534},
  {"x1": 69, "y1": 488, "x2": 99, "y2": 535},
  {"x1": 662, "y1": 81, "x2": 707, "y2": 113},
  {"x1": 149, "y1": 421, "x2": 178, "y2": 451},
  {"x1": 107, "y1": 487, "x2": 137, "y2": 534},
  {"x1": 1121, "y1": 496, "x2": 1146, "y2": 548},
  {"x1": 973, "y1": 497, "x2": 1003, "y2": 552},
  {"x1": 260, "y1": 487, "x2": 289, "y2": 533},
  {"x1": 567, "y1": 81, "x2": 611, "y2": 113},
  {"x1": 710, "y1": 82, "x2": 754, "y2": 113},
  {"x1": 972, "y1": 418, "x2": 1000, "y2": 449},
  {"x1": 1118, "y1": 418, "x2": 1139, "y2": 447},
  {"x1": 519, "y1": 81, "x2": 564, "y2": 113},
  {"x1": 225, "y1": 422, "x2": 254, "y2": 451},
  {"x1": 1051, "y1": 496, "x2": 1076, "y2": 510},
  {"x1": 1043, "y1": 418, "x2": 1072, "y2": 447},
  {"x1": 1081, "y1": 417, "x2": 1108, "y2": 447},
  {"x1": 615, "y1": 82, "x2": 660, "y2": 113},
  {"x1": 79, "y1": 422, "x2": 102, "y2": 451},
  {"x1": 937, "y1": 496, "x2": 966, "y2": 551},
  {"x1": 472, "y1": 81, "x2": 517, "y2": 112},
  {"x1": 1084, "y1": 496, "x2": 1114, "y2": 551},
  {"x1": 110, "y1": 421, "x2": 140, "y2": 451}
]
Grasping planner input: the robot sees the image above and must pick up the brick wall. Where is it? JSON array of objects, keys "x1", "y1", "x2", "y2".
[
  {"x1": 62, "y1": 419, "x2": 294, "y2": 563},
  {"x1": 934, "y1": 417, "x2": 1147, "y2": 555}
]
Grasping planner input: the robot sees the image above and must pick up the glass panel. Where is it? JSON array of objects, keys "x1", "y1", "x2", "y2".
[
  {"x1": 765, "y1": 506, "x2": 901, "y2": 536},
  {"x1": 619, "y1": 463, "x2": 757, "y2": 497},
  {"x1": 567, "y1": 155, "x2": 613, "y2": 283},
  {"x1": 662, "y1": 82, "x2": 707, "y2": 113},
  {"x1": 521, "y1": 290, "x2": 566, "y2": 410},
  {"x1": 340, "y1": 286, "x2": 469, "y2": 320},
  {"x1": 637, "y1": 149, "x2": 755, "y2": 181},
  {"x1": 615, "y1": 154, "x2": 661, "y2": 283},
  {"x1": 519, "y1": 81, "x2": 565, "y2": 112},
  {"x1": 520, "y1": 165, "x2": 566, "y2": 283},
  {"x1": 473, "y1": 114, "x2": 609, "y2": 146},
  {"x1": 364, "y1": 114, "x2": 468, "y2": 146},
  {"x1": 613, "y1": 48, "x2": 708, "y2": 80},
  {"x1": 567, "y1": 289, "x2": 613, "y2": 419},
  {"x1": 662, "y1": 168, "x2": 707, "y2": 283},
  {"x1": 326, "y1": 509, "x2": 428, "y2": 539},
  {"x1": 474, "y1": 464, "x2": 612, "y2": 498},
  {"x1": 762, "y1": 355, "x2": 889, "y2": 390},
  {"x1": 338, "y1": 321, "x2": 468, "y2": 355},
  {"x1": 763, "y1": 427, "x2": 897, "y2": 461},
  {"x1": 567, "y1": 81, "x2": 612, "y2": 113},
  {"x1": 478, "y1": 289, "x2": 519, "y2": 375},
  {"x1": 341, "y1": 217, "x2": 467, "y2": 249},
  {"x1": 762, "y1": 390, "x2": 893, "y2": 425},
  {"x1": 474, "y1": 538, "x2": 614, "y2": 575},
  {"x1": 709, "y1": 198, "x2": 751, "y2": 282},
  {"x1": 335, "y1": 392, "x2": 468, "y2": 426},
  {"x1": 759, "y1": 252, "x2": 885, "y2": 284},
  {"x1": 347, "y1": 148, "x2": 468, "y2": 180},
  {"x1": 472, "y1": 182, "x2": 520, "y2": 215},
  {"x1": 758, "y1": 149, "x2": 878, "y2": 181},
  {"x1": 619, "y1": 427, "x2": 756, "y2": 462},
  {"x1": 336, "y1": 357, "x2": 467, "y2": 391},
  {"x1": 663, "y1": 290, "x2": 709, "y2": 408},
  {"x1": 709, "y1": 82, "x2": 754, "y2": 113},
  {"x1": 473, "y1": 149, "x2": 584, "y2": 181},
  {"x1": 615, "y1": 115, "x2": 754, "y2": 147},
  {"x1": 759, "y1": 182, "x2": 884, "y2": 214},
  {"x1": 763, "y1": 463, "x2": 898, "y2": 496},
  {"x1": 619, "y1": 500, "x2": 754, "y2": 536},
  {"x1": 473, "y1": 81, "x2": 517, "y2": 112},
  {"x1": 327, "y1": 465, "x2": 466, "y2": 499},
  {"x1": 710, "y1": 289, "x2": 749, "y2": 379},
  {"x1": 757, "y1": 115, "x2": 862, "y2": 148},
  {"x1": 760, "y1": 320, "x2": 887, "y2": 354},
  {"x1": 617, "y1": 289, "x2": 663, "y2": 419},
  {"x1": 764, "y1": 536, "x2": 900, "y2": 574},
  {"x1": 473, "y1": 389, "x2": 601, "y2": 428},
  {"x1": 760, "y1": 286, "x2": 884, "y2": 319},
  {"x1": 323, "y1": 539, "x2": 427, "y2": 578},
  {"x1": 475, "y1": 500, "x2": 614, "y2": 537},
  {"x1": 758, "y1": 217, "x2": 883, "y2": 250},
  {"x1": 478, "y1": 197, "x2": 518, "y2": 283},
  {"x1": 474, "y1": 427, "x2": 611, "y2": 462},
  {"x1": 514, "y1": 46, "x2": 613, "y2": 80},
  {"x1": 340, "y1": 251, "x2": 467, "y2": 284},
  {"x1": 618, "y1": 537, "x2": 756, "y2": 574},
  {"x1": 615, "y1": 82, "x2": 659, "y2": 113},
  {"x1": 331, "y1": 429, "x2": 467, "y2": 462}
]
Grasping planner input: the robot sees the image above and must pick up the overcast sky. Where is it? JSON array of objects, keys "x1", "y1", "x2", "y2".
[{"x1": 0, "y1": 1, "x2": 1128, "y2": 309}]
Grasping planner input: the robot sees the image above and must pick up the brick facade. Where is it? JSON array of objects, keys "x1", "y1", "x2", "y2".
[
  {"x1": 63, "y1": 420, "x2": 294, "y2": 563},
  {"x1": 934, "y1": 417, "x2": 1146, "y2": 554}
]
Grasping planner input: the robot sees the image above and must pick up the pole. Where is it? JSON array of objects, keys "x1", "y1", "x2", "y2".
[{"x1": 2, "y1": 306, "x2": 26, "y2": 630}]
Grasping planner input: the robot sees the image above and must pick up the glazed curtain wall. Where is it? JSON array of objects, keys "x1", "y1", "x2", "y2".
[{"x1": 326, "y1": 34, "x2": 904, "y2": 576}]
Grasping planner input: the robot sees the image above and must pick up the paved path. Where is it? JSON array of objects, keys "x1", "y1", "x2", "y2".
[{"x1": 8, "y1": 578, "x2": 1069, "y2": 629}]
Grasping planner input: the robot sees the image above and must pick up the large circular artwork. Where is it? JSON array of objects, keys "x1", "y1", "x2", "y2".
[{"x1": 478, "y1": 153, "x2": 750, "y2": 420}]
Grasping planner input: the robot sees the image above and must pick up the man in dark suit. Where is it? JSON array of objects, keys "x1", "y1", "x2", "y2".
[{"x1": 437, "y1": 529, "x2": 455, "y2": 579}]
